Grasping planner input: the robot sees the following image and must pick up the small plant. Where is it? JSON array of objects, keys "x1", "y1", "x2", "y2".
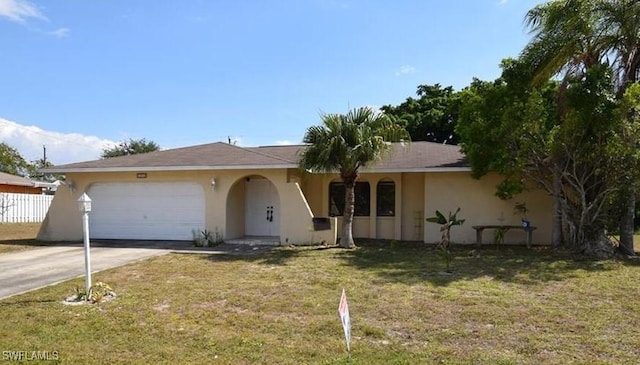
[
  {"x1": 212, "y1": 227, "x2": 224, "y2": 245},
  {"x1": 390, "y1": 240, "x2": 398, "y2": 249},
  {"x1": 68, "y1": 282, "x2": 116, "y2": 304},
  {"x1": 426, "y1": 208, "x2": 465, "y2": 273},
  {"x1": 494, "y1": 227, "x2": 505, "y2": 247},
  {"x1": 193, "y1": 228, "x2": 224, "y2": 247},
  {"x1": 436, "y1": 244, "x2": 453, "y2": 273}
]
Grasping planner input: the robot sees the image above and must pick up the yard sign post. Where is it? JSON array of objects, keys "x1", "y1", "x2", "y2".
[
  {"x1": 338, "y1": 288, "x2": 351, "y2": 353},
  {"x1": 78, "y1": 193, "x2": 92, "y2": 299}
]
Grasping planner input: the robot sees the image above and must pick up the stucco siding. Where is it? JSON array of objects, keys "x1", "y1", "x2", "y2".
[
  {"x1": 225, "y1": 179, "x2": 245, "y2": 239},
  {"x1": 39, "y1": 167, "x2": 552, "y2": 247},
  {"x1": 423, "y1": 172, "x2": 552, "y2": 245},
  {"x1": 303, "y1": 173, "x2": 404, "y2": 240},
  {"x1": 401, "y1": 173, "x2": 425, "y2": 241},
  {"x1": 299, "y1": 174, "x2": 324, "y2": 217},
  {"x1": 376, "y1": 217, "x2": 395, "y2": 240}
]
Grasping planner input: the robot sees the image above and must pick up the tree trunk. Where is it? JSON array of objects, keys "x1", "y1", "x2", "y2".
[
  {"x1": 341, "y1": 179, "x2": 356, "y2": 248},
  {"x1": 617, "y1": 62, "x2": 638, "y2": 256},
  {"x1": 552, "y1": 168, "x2": 564, "y2": 248},
  {"x1": 618, "y1": 191, "x2": 636, "y2": 256}
]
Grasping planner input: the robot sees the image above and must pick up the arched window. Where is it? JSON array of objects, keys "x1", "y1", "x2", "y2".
[
  {"x1": 329, "y1": 181, "x2": 370, "y2": 216},
  {"x1": 376, "y1": 180, "x2": 395, "y2": 217}
]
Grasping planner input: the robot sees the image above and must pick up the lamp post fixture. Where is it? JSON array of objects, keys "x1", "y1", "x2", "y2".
[{"x1": 78, "y1": 193, "x2": 92, "y2": 298}]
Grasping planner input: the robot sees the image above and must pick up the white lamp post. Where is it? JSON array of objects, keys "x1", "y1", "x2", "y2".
[{"x1": 78, "y1": 193, "x2": 92, "y2": 298}]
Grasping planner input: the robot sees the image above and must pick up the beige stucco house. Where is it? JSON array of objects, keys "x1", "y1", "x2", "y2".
[{"x1": 39, "y1": 141, "x2": 553, "y2": 246}]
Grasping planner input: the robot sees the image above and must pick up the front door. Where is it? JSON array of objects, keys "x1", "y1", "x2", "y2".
[{"x1": 245, "y1": 178, "x2": 280, "y2": 236}]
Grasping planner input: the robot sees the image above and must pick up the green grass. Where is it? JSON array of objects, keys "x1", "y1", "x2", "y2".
[
  {"x1": 0, "y1": 223, "x2": 46, "y2": 254},
  {"x1": 1, "y1": 243, "x2": 640, "y2": 364}
]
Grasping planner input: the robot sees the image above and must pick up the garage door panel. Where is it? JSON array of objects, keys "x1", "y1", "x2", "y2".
[{"x1": 87, "y1": 182, "x2": 205, "y2": 240}]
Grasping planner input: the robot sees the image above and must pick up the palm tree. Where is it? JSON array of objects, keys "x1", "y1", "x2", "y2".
[
  {"x1": 599, "y1": 0, "x2": 640, "y2": 94},
  {"x1": 298, "y1": 107, "x2": 409, "y2": 248},
  {"x1": 521, "y1": 0, "x2": 605, "y2": 249},
  {"x1": 523, "y1": 0, "x2": 605, "y2": 87},
  {"x1": 521, "y1": 0, "x2": 640, "y2": 254},
  {"x1": 599, "y1": 0, "x2": 640, "y2": 254}
]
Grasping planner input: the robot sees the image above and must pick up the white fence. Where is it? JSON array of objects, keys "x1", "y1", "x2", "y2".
[{"x1": 0, "y1": 192, "x2": 54, "y2": 223}]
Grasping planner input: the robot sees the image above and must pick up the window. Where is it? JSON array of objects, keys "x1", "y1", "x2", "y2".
[
  {"x1": 376, "y1": 180, "x2": 395, "y2": 216},
  {"x1": 329, "y1": 181, "x2": 370, "y2": 216}
]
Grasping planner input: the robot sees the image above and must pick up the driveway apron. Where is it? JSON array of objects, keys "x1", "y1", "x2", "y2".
[{"x1": 0, "y1": 245, "x2": 168, "y2": 300}]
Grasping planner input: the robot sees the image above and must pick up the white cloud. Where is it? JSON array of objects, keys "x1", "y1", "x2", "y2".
[
  {"x1": 395, "y1": 65, "x2": 416, "y2": 76},
  {"x1": 274, "y1": 140, "x2": 294, "y2": 146},
  {"x1": 0, "y1": 117, "x2": 116, "y2": 165},
  {"x1": 48, "y1": 27, "x2": 70, "y2": 38},
  {"x1": 498, "y1": 0, "x2": 509, "y2": 4},
  {"x1": 0, "y1": 0, "x2": 46, "y2": 23}
]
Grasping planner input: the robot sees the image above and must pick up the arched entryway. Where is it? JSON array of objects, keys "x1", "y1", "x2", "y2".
[{"x1": 226, "y1": 175, "x2": 280, "y2": 240}]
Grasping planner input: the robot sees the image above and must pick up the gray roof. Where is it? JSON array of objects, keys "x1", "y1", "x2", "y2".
[
  {"x1": 0, "y1": 171, "x2": 55, "y2": 188},
  {"x1": 43, "y1": 141, "x2": 468, "y2": 173},
  {"x1": 0, "y1": 171, "x2": 35, "y2": 187}
]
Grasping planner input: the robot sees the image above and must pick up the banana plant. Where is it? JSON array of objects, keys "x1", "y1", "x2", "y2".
[{"x1": 426, "y1": 208, "x2": 465, "y2": 272}]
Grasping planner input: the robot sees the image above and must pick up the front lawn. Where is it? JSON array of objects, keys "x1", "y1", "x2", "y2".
[
  {"x1": 0, "y1": 223, "x2": 45, "y2": 254},
  {"x1": 1, "y1": 244, "x2": 639, "y2": 364}
]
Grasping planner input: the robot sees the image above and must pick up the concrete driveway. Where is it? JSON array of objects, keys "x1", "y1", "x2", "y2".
[{"x1": 0, "y1": 241, "x2": 273, "y2": 300}]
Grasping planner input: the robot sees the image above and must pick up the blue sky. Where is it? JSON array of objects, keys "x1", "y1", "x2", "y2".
[{"x1": 0, "y1": 0, "x2": 543, "y2": 164}]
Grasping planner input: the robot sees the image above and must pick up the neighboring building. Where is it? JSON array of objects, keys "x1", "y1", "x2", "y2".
[
  {"x1": 39, "y1": 141, "x2": 553, "y2": 245},
  {"x1": 0, "y1": 171, "x2": 55, "y2": 194}
]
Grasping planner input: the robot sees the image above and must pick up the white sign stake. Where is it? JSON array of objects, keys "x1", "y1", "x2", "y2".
[{"x1": 338, "y1": 288, "x2": 351, "y2": 353}]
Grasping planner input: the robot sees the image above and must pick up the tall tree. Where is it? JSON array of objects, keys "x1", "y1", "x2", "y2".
[
  {"x1": 27, "y1": 158, "x2": 57, "y2": 182},
  {"x1": 298, "y1": 107, "x2": 409, "y2": 248},
  {"x1": 101, "y1": 138, "x2": 160, "y2": 159},
  {"x1": 522, "y1": 0, "x2": 640, "y2": 254},
  {"x1": 522, "y1": 0, "x2": 606, "y2": 248},
  {"x1": 523, "y1": 0, "x2": 604, "y2": 87},
  {"x1": 599, "y1": 0, "x2": 640, "y2": 95},
  {"x1": 458, "y1": 58, "x2": 640, "y2": 258},
  {"x1": 458, "y1": 0, "x2": 640, "y2": 257},
  {"x1": 598, "y1": 0, "x2": 640, "y2": 253},
  {"x1": 0, "y1": 142, "x2": 30, "y2": 176},
  {"x1": 381, "y1": 84, "x2": 461, "y2": 144}
]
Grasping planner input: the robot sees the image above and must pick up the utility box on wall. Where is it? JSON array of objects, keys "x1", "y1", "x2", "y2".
[{"x1": 312, "y1": 217, "x2": 332, "y2": 231}]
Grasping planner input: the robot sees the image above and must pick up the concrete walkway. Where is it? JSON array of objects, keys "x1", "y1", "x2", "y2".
[{"x1": 0, "y1": 241, "x2": 273, "y2": 300}]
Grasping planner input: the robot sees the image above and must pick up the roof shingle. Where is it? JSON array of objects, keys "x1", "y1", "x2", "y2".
[
  {"x1": 0, "y1": 172, "x2": 36, "y2": 187},
  {"x1": 44, "y1": 141, "x2": 468, "y2": 173}
]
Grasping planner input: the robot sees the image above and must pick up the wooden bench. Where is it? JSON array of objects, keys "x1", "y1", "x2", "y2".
[{"x1": 472, "y1": 225, "x2": 537, "y2": 248}]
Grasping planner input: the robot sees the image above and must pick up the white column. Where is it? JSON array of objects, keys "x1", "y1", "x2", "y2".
[{"x1": 82, "y1": 212, "x2": 92, "y2": 296}]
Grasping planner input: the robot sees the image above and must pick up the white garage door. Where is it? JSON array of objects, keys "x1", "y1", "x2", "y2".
[{"x1": 87, "y1": 182, "x2": 205, "y2": 240}]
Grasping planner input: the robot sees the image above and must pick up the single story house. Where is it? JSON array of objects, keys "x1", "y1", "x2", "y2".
[
  {"x1": 0, "y1": 171, "x2": 55, "y2": 194},
  {"x1": 39, "y1": 141, "x2": 553, "y2": 245}
]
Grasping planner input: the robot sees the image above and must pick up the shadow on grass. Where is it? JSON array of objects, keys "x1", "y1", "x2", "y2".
[
  {"x1": 83, "y1": 237, "x2": 638, "y2": 288},
  {"x1": 0, "y1": 298, "x2": 59, "y2": 307},
  {"x1": 0, "y1": 238, "x2": 49, "y2": 247},
  {"x1": 336, "y1": 240, "x2": 640, "y2": 286},
  {"x1": 197, "y1": 245, "x2": 317, "y2": 266},
  {"x1": 197, "y1": 238, "x2": 640, "y2": 287}
]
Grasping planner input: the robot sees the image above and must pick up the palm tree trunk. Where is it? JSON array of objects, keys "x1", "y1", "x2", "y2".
[{"x1": 341, "y1": 179, "x2": 356, "y2": 248}]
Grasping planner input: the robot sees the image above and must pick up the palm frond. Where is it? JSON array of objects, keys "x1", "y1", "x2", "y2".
[{"x1": 298, "y1": 106, "x2": 410, "y2": 174}]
